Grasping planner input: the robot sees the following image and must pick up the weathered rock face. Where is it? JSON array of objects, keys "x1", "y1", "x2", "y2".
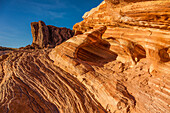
[
  {"x1": 73, "y1": 0, "x2": 170, "y2": 74},
  {"x1": 49, "y1": 26, "x2": 170, "y2": 113},
  {"x1": 0, "y1": 0, "x2": 170, "y2": 113},
  {"x1": 47, "y1": 25, "x2": 75, "y2": 47},
  {"x1": 31, "y1": 21, "x2": 49, "y2": 48},
  {"x1": 0, "y1": 49, "x2": 107, "y2": 113},
  {"x1": 50, "y1": 0, "x2": 170, "y2": 112},
  {"x1": 31, "y1": 21, "x2": 74, "y2": 48}
]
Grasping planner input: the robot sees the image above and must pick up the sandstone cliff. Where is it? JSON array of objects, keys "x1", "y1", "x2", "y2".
[
  {"x1": 0, "y1": 0, "x2": 170, "y2": 113},
  {"x1": 31, "y1": 21, "x2": 74, "y2": 48}
]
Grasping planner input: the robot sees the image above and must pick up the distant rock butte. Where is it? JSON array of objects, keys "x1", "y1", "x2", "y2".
[
  {"x1": 31, "y1": 21, "x2": 74, "y2": 48},
  {"x1": 0, "y1": 0, "x2": 170, "y2": 113}
]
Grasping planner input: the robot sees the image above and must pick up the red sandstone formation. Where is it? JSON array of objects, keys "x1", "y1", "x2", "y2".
[
  {"x1": 31, "y1": 21, "x2": 74, "y2": 48},
  {"x1": 0, "y1": 0, "x2": 170, "y2": 113}
]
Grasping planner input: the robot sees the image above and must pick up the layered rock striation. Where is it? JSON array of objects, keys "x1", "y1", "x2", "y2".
[
  {"x1": 50, "y1": 26, "x2": 170, "y2": 113},
  {"x1": 73, "y1": 0, "x2": 170, "y2": 74},
  {"x1": 0, "y1": 49, "x2": 106, "y2": 113},
  {"x1": 31, "y1": 21, "x2": 74, "y2": 48},
  {"x1": 0, "y1": 0, "x2": 170, "y2": 113},
  {"x1": 50, "y1": 0, "x2": 170, "y2": 112}
]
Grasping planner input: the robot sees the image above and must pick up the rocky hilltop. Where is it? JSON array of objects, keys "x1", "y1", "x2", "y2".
[
  {"x1": 0, "y1": 0, "x2": 170, "y2": 113},
  {"x1": 30, "y1": 21, "x2": 74, "y2": 48}
]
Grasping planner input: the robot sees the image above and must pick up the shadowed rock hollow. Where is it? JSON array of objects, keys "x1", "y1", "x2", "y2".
[{"x1": 0, "y1": 0, "x2": 170, "y2": 113}]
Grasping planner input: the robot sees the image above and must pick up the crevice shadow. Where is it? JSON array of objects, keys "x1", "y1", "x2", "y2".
[{"x1": 74, "y1": 33, "x2": 118, "y2": 66}]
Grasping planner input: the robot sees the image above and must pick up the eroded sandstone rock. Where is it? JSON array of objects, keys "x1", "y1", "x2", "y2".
[
  {"x1": 0, "y1": 0, "x2": 170, "y2": 113},
  {"x1": 50, "y1": 25, "x2": 169, "y2": 112},
  {"x1": 73, "y1": 0, "x2": 170, "y2": 74},
  {"x1": 31, "y1": 21, "x2": 74, "y2": 48},
  {"x1": 0, "y1": 49, "x2": 106, "y2": 113},
  {"x1": 50, "y1": 0, "x2": 170, "y2": 112},
  {"x1": 31, "y1": 21, "x2": 49, "y2": 48}
]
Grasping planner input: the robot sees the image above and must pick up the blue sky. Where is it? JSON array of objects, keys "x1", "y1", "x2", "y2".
[{"x1": 0, "y1": 0, "x2": 103, "y2": 48}]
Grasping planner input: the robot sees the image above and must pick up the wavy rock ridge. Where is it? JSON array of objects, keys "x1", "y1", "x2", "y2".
[
  {"x1": 0, "y1": 0, "x2": 170, "y2": 113},
  {"x1": 73, "y1": 0, "x2": 170, "y2": 74},
  {"x1": 51, "y1": 0, "x2": 170, "y2": 112},
  {"x1": 50, "y1": 26, "x2": 170, "y2": 113},
  {"x1": 0, "y1": 49, "x2": 106, "y2": 113}
]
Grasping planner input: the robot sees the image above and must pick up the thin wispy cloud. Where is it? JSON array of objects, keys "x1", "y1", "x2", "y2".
[
  {"x1": 28, "y1": 0, "x2": 67, "y2": 9},
  {"x1": 0, "y1": 25, "x2": 21, "y2": 38},
  {"x1": 15, "y1": 0, "x2": 80, "y2": 17},
  {"x1": 29, "y1": 1, "x2": 67, "y2": 19},
  {"x1": 48, "y1": 11, "x2": 66, "y2": 18},
  {"x1": 0, "y1": 32, "x2": 27, "y2": 48},
  {"x1": 0, "y1": 35, "x2": 13, "y2": 40},
  {"x1": 9, "y1": 0, "x2": 67, "y2": 19},
  {"x1": 0, "y1": 32, "x2": 18, "y2": 39},
  {"x1": 0, "y1": 23, "x2": 30, "y2": 46}
]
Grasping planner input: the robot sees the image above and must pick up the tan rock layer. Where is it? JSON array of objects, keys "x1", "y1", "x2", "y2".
[
  {"x1": 50, "y1": 26, "x2": 170, "y2": 112},
  {"x1": 74, "y1": 0, "x2": 170, "y2": 31},
  {"x1": 0, "y1": 50, "x2": 106, "y2": 113},
  {"x1": 73, "y1": 0, "x2": 170, "y2": 74},
  {"x1": 50, "y1": 0, "x2": 170, "y2": 112}
]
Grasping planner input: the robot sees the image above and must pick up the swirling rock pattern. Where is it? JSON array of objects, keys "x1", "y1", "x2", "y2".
[
  {"x1": 0, "y1": 0, "x2": 170, "y2": 113},
  {"x1": 51, "y1": 0, "x2": 170, "y2": 112},
  {"x1": 0, "y1": 49, "x2": 106, "y2": 113},
  {"x1": 73, "y1": 0, "x2": 170, "y2": 74},
  {"x1": 50, "y1": 26, "x2": 170, "y2": 112}
]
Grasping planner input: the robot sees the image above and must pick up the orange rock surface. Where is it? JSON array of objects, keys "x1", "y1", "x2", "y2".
[
  {"x1": 51, "y1": 0, "x2": 170, "y2": 112},
  {"x1": 0, "y1": 0, "x2": 170, "y2": 113},
  {"x1": 73, "y1": 0, "x2": 170, "y2": 74}
]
